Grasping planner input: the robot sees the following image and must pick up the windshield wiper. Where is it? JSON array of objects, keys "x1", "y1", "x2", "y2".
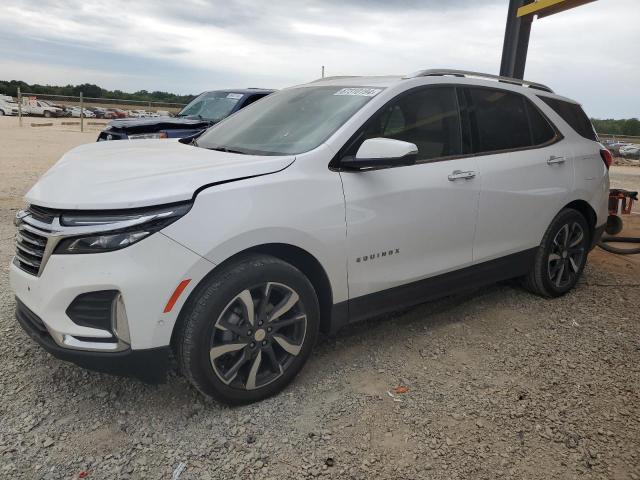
[{"x1": 208, "y1": 146, "x2": 248, "y2": 155}]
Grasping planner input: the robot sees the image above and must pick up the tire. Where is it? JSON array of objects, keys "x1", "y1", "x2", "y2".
[
  {"x1": 0, "y1": 109, "x2": 5, "y2": 116},
  {"x1": 176, "y1": 254, "x2": 320, "y2": 405},
  {"x1": 523, "y1": 208, "x2": 590, "y2": 298},
  {"x1": 43, "y1": 110, "x2": 51, "y2": 118}
]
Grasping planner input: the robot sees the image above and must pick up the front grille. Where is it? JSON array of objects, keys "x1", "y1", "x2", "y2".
[
  {"x1": 15, "y1": 228, "x2": 47, "y2": 275},
  {"x1": 27, "y1": 205, "x2": 57, "y2": 224},
  {"x1": 14, "y1": 205, "x2": 58, "y2": 276}
]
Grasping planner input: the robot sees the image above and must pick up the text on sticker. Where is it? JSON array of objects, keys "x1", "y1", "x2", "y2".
[{"x1": 334, "y1": 88, "x2": 382, "y2": 97}]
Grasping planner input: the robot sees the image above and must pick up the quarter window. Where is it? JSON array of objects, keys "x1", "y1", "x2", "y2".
[
  {"x1": 526, "y1": 100, "x2": 556, "y2": 145},
  {"x1": 349, "y1": 87, "x2": 462, "y2": 162},
  {"x1": 538, "y1": 96, "x2": 597, "y2": 141}
]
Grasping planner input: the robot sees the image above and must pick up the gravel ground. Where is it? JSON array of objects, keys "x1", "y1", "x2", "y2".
[{"x1": 0, "y1": 116, "x2": 639, "y2": 480}]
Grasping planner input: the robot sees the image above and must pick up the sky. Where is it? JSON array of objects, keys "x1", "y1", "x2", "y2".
[{"x1": 0, "y1": 0, "x2": 637, "y2": 118}]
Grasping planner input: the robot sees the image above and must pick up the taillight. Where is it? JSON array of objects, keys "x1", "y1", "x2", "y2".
[{"x1": 600, "y1": 149, "x2": 613, "y2": 170}]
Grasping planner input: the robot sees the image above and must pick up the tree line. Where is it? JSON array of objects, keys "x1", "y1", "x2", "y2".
[
  {"x1": 591, "y1": 118, "x2": 640, "y2": 137},
  {"x1": 0, "y1": 80, "x2": 195, "y2": 105}
]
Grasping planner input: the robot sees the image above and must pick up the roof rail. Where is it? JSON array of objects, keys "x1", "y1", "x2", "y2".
[{"x1": 403, "y1": 69, "x2": 554, "y2": 93}]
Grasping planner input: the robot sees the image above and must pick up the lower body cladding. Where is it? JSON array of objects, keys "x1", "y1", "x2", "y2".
[{"x1": 9, "y1": 232, "x2": 213, "y2": 383}]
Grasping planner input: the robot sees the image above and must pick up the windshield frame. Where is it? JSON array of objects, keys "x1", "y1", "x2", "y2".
[{"x1": 195, "y1": 85, "x2": 384, "y2": 156}]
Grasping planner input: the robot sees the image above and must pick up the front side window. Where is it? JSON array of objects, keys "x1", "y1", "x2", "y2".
[
  {"x1": 178, "y1": 92, "x2": 244, "y2": 122},
  {"x1": 197, "y1": 86, "x2": 382, "y2": 155},
  {"x1": 344, "y1": 86, "x2": 462, "y2": 162}
]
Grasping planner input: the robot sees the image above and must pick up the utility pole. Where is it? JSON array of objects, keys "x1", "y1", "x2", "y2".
[{"x1": 321, "y1": 66, "x2": 325, "y2": 78}]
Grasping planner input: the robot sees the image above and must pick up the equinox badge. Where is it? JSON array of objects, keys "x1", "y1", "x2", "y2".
[{"x1": 356, "y1": 249, "x2": 400, "y2": 263}]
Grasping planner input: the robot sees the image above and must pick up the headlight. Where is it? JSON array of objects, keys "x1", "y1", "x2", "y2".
[
  {"x1": 54, "y1": 202, "x2": 191, "y2": 254},
  {"x1": 128, "y1": 132, "x2": 168, "y2": 140}
]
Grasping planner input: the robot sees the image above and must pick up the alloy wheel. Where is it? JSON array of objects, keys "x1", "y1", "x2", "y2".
[
  {"x1": 210, "y1": 282, "x2": 307, "y2": 390},
  {"x1": 547, "y1": 221, "x2": 586, "y2": 288}
]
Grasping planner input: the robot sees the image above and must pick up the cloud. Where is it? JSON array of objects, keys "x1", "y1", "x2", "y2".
[{"x1": 0, "y1": 0, "x2": 638, "y2": 117}]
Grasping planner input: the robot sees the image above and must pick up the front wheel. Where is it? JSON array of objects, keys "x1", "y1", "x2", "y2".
[
  {"x1": 43, "y1": 110, "x2": 52, "y2": 118},
  {"x1": 176, "y1": 254, "x2": 320, "y2": 404},
  {"x1": 523, "y1": 208, "x2": 590, "y2": 298}
]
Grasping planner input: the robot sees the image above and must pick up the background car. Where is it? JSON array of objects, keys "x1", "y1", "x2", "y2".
[
  {"x1": 619, "y1": 144, "x2": 640, "y2": 159},
  {"x1": 21, "y1": 99, "x2": 66, "y2": 118},
  {"x1": 106, "y1": 108, "x2": 127, "y2": 119},
  {"x1": 97, "y1": 88, "x2": 274, "y2": 141},
  {"x1": 68, "y1": 106, "x2": 96, "y2": 118},
  {"x1": 0, "y1": 99, "x2": 19, "y2": 116}
]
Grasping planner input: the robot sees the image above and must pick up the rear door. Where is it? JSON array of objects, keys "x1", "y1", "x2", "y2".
[
  {"x1": 339, "y1": 86, "x2": 480, "y2": 314},
  {"x1": 462, "y1": 86, "x2": 572, "y2": 263}
]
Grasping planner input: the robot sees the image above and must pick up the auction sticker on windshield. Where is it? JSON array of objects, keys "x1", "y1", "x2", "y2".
[
  {"x1": 226, "y1": 93, "x2": 243, "y2": 99},
  {"x1": 333, "y1": 88, "x2": 382, "y2": 97}
]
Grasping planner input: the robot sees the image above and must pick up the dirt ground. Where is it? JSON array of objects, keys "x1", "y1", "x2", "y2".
[{"x1": 0, "y1": 115, "x2": 639, "y2": 480}]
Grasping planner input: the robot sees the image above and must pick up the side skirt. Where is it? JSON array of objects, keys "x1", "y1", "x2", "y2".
[{"x1": 330, "y1": 248, "x2": 537, "y2": 331}]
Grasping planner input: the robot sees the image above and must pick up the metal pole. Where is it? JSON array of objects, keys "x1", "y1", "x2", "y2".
[
  {"x1": 321, "y1": 66, "x2": 325, "y2": 78},
  {"x1": 17, "y1": 87, "x2": 22, "y2": 127},
  {"x1": 500, "y1": 0, "x2": 530, "y2": 79},
  {"x1": 80, "y1": 92, "x2": 84, "y2": 132},
  {"x1": 513, "y1": 15, "x2": 533, "y2": 79}
]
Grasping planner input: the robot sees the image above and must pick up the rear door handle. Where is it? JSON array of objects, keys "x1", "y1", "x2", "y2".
[
  {"x1": 547, "y1": 155, "x2": 566, "y2": 165},
  {"x1": 448, "y1": 170, "x2": 476, "y2": 181}
]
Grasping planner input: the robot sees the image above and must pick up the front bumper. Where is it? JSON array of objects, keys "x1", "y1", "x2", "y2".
[
  {"x1": 10, "y1": 229, "x2": 215, "y2": 386},
  {"x1": 16, "y1": 298, "x2": 169, "y2": 383}
]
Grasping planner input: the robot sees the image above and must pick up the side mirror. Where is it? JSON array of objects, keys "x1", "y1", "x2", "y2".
[{"x1": 341, "y1": 138, "x2": 418, "y2": 170}]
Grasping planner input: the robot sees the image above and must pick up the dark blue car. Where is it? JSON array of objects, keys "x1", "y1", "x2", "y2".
[{"x1": 97, "y1": 88, "x2": 274, "y2": 141}]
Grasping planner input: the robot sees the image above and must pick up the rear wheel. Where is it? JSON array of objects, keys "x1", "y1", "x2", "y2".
[
  {"x1": 523, "y1": 209, "x2": 590, "y2": 298},
  {"x1": 176, "y1": 254, "x2": 320, "y2": 405}
]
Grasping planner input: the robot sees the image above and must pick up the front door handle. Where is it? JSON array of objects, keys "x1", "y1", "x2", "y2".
[
  {"x1": 547, "y1": 155, "x2": 566, "y2": 165},
  {"x1": 448, "y1": 170, "x2": 476, "y2": 181}
]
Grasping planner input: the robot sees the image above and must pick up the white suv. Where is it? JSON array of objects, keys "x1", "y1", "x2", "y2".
[{"x1": 11, "y1": 69, "x2": 609, "y2": 404}]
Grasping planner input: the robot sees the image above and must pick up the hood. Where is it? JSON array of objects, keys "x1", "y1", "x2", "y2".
[
  {"x1": 107, "y1": 117, "x2": 212, "y2": 132},
  {"x1": 26, "y1": 140, "x2": 295, "y2": 210}
]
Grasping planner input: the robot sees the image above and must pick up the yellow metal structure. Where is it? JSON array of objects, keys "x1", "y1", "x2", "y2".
[{"x1": 517, "y1": 0, "x2": 597, "y2": 19}]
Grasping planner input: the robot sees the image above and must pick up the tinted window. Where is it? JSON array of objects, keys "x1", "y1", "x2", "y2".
[
  {"x1": 347, "y1": 87, "x2": 461, "y2": 162},
  {"x1": 538, "y1": 96, "x2": 597, "y2": 141},
  {"x1": 525, "y1": 100, "x2": 556, "y2": 145},
  {"x1": 243, "y1": 94, "x2": 268, "y2": 108},
  {"x1": 466, "y1": 88, "x2": 531, "y2": 153}
]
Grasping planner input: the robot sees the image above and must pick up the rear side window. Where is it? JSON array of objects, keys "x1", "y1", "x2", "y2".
[
  {"x1": 464, "y1": 88, "x2": 556, "y2": 154},
  {"x1": 538, "y1": 96, "x2": 597, "y2": 141}
]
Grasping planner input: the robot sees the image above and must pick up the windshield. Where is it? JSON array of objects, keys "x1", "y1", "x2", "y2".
[
  {"x1": 196, "y1": 86, "x2": 383, "y2": 155},
  {"x1": 178, "y1": 91, "x2": 243, "y2": 122}
]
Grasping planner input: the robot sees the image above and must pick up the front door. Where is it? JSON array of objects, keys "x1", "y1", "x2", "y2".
[{"x1": 338, "y1": 86, "x2": 480, "y2": 319}]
